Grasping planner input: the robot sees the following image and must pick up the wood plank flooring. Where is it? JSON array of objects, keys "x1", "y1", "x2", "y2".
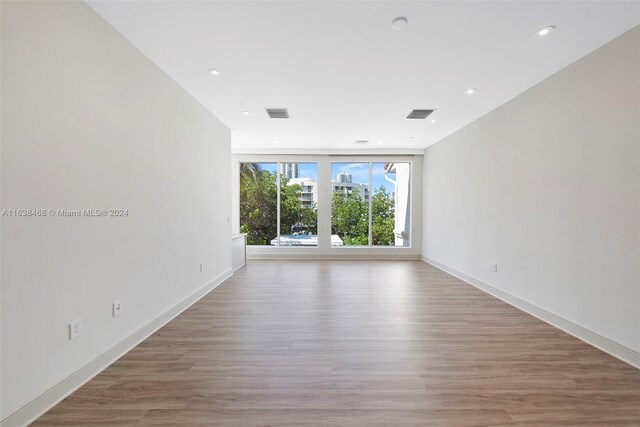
[{"x1": 34, "y1": 260, "x2": 640, "y2": 426}]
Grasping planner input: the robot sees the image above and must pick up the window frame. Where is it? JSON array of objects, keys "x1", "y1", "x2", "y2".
[
  {"x1": 329, "y1": 160, "x2": 413, "y2": 249},
  {"x1": 233, "y1": 155, "x2": 416, "y2": 252},
  {"x1": 239, "y1": 160, "x2": 319, "y2": 248}
]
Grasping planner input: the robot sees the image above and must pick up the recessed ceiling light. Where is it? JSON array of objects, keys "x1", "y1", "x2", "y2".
[
  {"x1": 377, "y1": 140, "x2": 383, "y2": 144},
  {"x1": 391, "y1": 17, "x2": 408, "y2": 30},
  {"x1": 272, "y1": 140, "x2": 279, "y2": 144},
  {"x1": 537, "y1": 25, "x2": 555, "y2": 36},
  {"x1": 466, "y1": 88, "x2": 477, "y2": 95},
  {"x1": 242, "y1": 111, "x2": 250, "y2": 116},
  {"x1": 430, "y1": 119, "x2": 437, "y2": 124},
  {"x1": 208, "y1": 68, "x2": 220, "y2": 76}
]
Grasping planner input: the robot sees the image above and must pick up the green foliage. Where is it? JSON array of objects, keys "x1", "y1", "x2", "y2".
[
  {"x1": 239, "y1": 166, "x2": 317, "y2": 245},
  {"x1": 239, "y1": 168, "x2": 278, "y2": 245},
  {"x1": 298, "y1": 200, "x2": 318, "y2": 233},
  {"x1": 331, "y1": 186, "x2": 395, "y2": 246},
  {"x1": 371, "y1": 186, "x2": 395, "y2": 245},
  {"x1": 278, "y1": 178, "x2": 316, "y2": 235},
  {"x1": 240, "y1": 164, "x2": 395, "y2": 246},
  {"x1": 331, "y1": 188, "x2": 369, "y2": 245},
  {"x1": 239, "y1": 163, "x2": 260, "y2": 182}
]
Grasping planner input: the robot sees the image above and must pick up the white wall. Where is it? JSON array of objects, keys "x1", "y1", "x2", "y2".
[
  {"x1": 1, "y1": 0, "x2": 231, "y2": 420},
  {"x1": 0, "y1": 0, "x2": 3, "y2": 420},
  {"x1": 231, "y1": 154, "x2": 423, "y2": 259},
  {"x1": 422, "y1": 27, "x2": 639, "y2": 359}
]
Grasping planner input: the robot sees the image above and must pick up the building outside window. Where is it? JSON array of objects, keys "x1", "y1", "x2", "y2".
[{"x1": 239, "y1": 160, "x2": 411, "y2": 248}]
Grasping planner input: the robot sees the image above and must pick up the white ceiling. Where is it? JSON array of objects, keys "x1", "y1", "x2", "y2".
[{"x1": 87, "y1": 1, "x2": 639, "y2": 152}]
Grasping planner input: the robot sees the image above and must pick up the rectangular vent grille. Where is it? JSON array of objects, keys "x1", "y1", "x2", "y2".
[
  {"x1": 407, "y1": 109, "x2": 434, "y2": 119},
  {"x1": 266, "y1": 108, "x2": 289, "y2": 119},
  {"x1": 355, "y1": 140, "x2": 369, "y2": 145}
]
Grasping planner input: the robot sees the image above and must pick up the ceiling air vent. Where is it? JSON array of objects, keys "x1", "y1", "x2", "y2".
[
  {"x1": 355, "y1": 140, "x2": 369, "y2": 145},
  {"x1": 266, "y1": 108, "x2": 289, "y2": 119},
  {"x1": 407, "y1": 109, "x2": 434, "y2": 119}
]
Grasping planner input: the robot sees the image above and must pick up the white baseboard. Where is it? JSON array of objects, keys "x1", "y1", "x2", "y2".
[
  {"x1": 232, "y1": 262, "x2": 246, "y2": 273},
  {"x1": 1, "y1": 268, "x2": 234, "y2": 427},
  {"x1": 421, "y1": 256, "x2": 639, "y2": 369},
  {"x1": 248, "y1": 253, "x2": 421, "y2": 261}
]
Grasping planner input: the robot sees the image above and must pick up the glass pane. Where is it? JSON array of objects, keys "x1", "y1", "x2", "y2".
[
  {"x1": 239, "y1": 162, "x2": 277, "y2": 245},
  {"x1": 277, "y1": 163, "x2": 318, "y2": 246},
  {"x1": 372, "y1": 162, "x2": 411, "y2": 246},
  {"x1": 331, "y1": 163, "x2": 370, "y2": 246}
]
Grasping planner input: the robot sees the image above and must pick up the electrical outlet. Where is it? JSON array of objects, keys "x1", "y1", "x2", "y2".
[
  {"x1": 69, "y1": 319, "x2": 81, "y2": 340},
  {"x1": 200, "y1": 263, "x2": 204, "y2": 273},
  {"x1": 489, "y1": 263, "x2": 498, "y2": 272},
  {"x1": 112, "y1": 300, "x2": 122, "y2": 317}
]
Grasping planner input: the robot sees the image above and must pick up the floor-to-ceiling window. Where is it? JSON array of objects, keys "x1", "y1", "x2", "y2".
[
  {"x1": 277, "y1": 162, "x2": 318, "y2": 246},
  {"x1": 238, "y1": 157, "x2": 412, "y2": 250},
  {"x1": 239, "y1": 162, "x2": 278, "y2": 245},
  {"x1": 372, "y1": 162, "x2": 411, "y2": 247},
  {"x1": 240, "y1": 161, "x2": 318, "y2": 246},
  {"x1": 330, "y1": 162, "x2": 370, "y2": 246},
  {"x1": 331, "y1": 161, "x2": 411, "y2": 247}
]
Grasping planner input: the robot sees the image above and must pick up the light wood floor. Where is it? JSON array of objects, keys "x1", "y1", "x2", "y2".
[{"x1": 35, "y1": 260, "x2": 640, "y2": 426}]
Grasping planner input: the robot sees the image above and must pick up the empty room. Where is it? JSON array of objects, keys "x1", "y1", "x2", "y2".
[{"x1": 1, "y1": 0, "x2": 639, "y2": 425}]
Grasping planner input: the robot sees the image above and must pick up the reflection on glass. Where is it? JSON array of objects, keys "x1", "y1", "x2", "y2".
[
  {"x1": 330, "y1": 163, "x2": 370, "y2": 246},
  {"x1": 372, "y1": 162, "x2": 411, "y2": 247},
  {"x1": 239, "y1": 162, "x2": 277, "y2": 245},
  {"x1": 275, "y1": 163, "x2": 318, "y2": 247}
]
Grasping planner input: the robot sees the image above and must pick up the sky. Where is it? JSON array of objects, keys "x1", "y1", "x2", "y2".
[
  {"x1": 332, "y1": 162, "x2": 394, "y2": 192},
  {"x1": 253, "y1": 162, "x2": 399, "y2": 192}
]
